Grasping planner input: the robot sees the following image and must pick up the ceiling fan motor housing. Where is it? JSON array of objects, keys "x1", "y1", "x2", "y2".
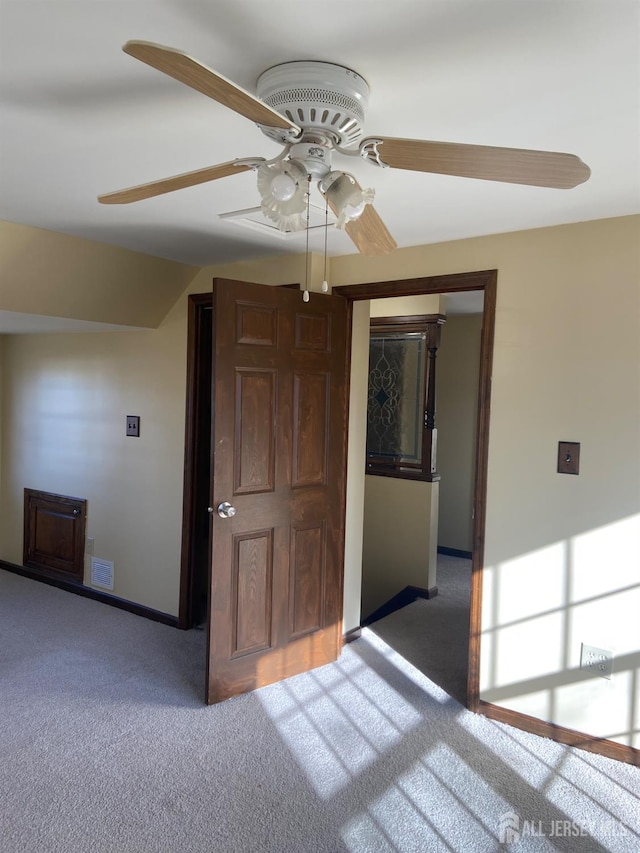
[{"x1": 256, "y1": 61, "x2": 370, "y2": 148}]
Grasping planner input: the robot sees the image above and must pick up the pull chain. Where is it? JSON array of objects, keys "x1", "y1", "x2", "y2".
[
  {"x1": 303, "y1": 175, "x2": 311, "y2": 303},
  {"x1": 322, "y1": 195, "x2": 329, "y2": 293}
]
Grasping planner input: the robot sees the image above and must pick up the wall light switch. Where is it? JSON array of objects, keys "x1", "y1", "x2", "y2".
[
  {"x1": 557, "y1": 441, "x2": 579, "y2": 475},
  {"x1": 126, "y1": 415, "x2": 140, "y2": 437}
]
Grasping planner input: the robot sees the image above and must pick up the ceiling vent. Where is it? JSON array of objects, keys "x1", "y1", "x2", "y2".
[{"x1": 219, "y1": 202, "x2": 336, "y2": 239}]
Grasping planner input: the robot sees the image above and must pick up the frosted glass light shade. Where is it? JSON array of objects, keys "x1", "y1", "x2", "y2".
[
  {"x1": 322, "y1": 172, "x2": 374, "y2": 229},
  {"x1": 257, "y1": 160, "x2": 308, "y2": 231}
]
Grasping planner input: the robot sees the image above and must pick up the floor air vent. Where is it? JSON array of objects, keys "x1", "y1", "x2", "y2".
[{"x1": 91, "y1": 557, "x2": 114, "y2": 591}]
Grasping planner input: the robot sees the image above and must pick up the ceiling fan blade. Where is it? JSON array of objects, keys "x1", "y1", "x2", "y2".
[
  {"x1": 362, "y1": 136, "x2": 591, "y2": 189},
  {"x1": 324, "y1": 175, "x2": 397, "y2": 255},
  {"x1": 345, "y1": 203, "x2": 398, "y2": 255},
  {"x1": 123, "y1": 41, "x2": 301, "y2": 134},
  {"x1": 98, "y1": 159, "x2": 262, "y2": 204}
]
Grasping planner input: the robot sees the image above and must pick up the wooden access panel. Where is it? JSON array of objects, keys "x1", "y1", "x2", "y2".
[{"x1": 23, "y1": 489, "x2": 87, "y2": 582}]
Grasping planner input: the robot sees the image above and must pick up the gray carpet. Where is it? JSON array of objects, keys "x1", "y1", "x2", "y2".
[
  {"x1": 369, "y1": 553, "x2": 471, "y2": 705},
  {"x1": 1, "y1": 567, "x2": 638, "y2": 852}
]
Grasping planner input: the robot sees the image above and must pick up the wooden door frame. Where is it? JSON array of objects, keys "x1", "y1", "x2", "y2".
[
  {"x1": 179, "y1": 292, "x2": 213, "y2": 630},
  {"x1": 334, "y1": 269, "x2": 497, "y2": 711}
]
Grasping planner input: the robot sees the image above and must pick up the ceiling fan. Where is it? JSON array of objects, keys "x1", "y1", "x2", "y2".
[{"x1": 98, "y1": 41, "x2": 591, "y2": 256}]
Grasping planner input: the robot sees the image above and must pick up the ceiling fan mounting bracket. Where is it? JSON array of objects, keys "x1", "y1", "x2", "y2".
[
  {"x1": 358, "y1": 138, "x2": 389, "y2": 168},
  {"x1": 233, "y1": 156, "x2": 270, "y2": 170},
  {"x1": 256, "y1": 60, "x2": 370, "y2": 149}
]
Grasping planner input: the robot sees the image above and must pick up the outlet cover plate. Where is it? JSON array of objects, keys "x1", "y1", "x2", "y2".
[{"x1": 580, "y1": 643, "x2": 613, "y2": 679}]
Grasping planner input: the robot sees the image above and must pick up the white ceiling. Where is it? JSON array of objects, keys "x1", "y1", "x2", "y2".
[{"x1": 0, "y1": 1, "x2": 638, "y2": 272}]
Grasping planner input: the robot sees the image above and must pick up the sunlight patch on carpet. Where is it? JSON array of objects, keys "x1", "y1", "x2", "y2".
[{"x1": 256, "y1": 632, "x2": 426, "y2": 798}]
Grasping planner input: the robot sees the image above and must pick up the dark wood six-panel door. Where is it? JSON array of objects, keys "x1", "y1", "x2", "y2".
[{"x1": 206, "y1": 279, "x2": 348, "y2": 704}]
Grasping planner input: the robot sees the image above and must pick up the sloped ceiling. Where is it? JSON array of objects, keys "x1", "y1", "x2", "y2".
[
  {"x1": 0, "y1": 0, "x2": 638, "y2": 272},
  {"x1": 0, "y1": 220, "x2": 198, "y2": 329}
]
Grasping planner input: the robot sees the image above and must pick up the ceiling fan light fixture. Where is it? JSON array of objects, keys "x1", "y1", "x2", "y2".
[
  {"x1": 339, "y1": 188, "x2": 374, "y2": 224},
  {"x1": 321, "y1": 172, "x2": 375, "y2": 229},
  {"x1": 257, "y1": 160, "x2": 308, "y2": 230}
]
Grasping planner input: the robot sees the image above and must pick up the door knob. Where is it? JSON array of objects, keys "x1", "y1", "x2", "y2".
[{"x1": 216, "y1": 501, "x2": 237, "y2": 519}]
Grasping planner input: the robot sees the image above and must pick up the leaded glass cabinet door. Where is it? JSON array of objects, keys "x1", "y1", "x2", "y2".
[
  {"x1": 367, "y1": 330, "x2": 426, "y2": 464},
  {"x1": 366, "y1": 315, "x2": 444, "y2": 480}
]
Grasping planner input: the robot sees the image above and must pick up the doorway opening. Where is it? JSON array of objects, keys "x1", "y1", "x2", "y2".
[
  {"x1": 360, "y1": 300, "x2": 481, "y2": 704},
  {"x1": 335, "y1": 270, "x2": 496, "y2": 710},
  {"x1": 179, "y1": 293, "x2": 212, "y2": 630}
]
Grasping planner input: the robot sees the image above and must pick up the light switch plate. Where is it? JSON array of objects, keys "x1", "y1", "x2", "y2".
[
  {"x1": 558, "y1": 441, "x2": 579, "y2": 475},
  {"x1": 126, "y1": 415, "x2": 140, "y2": 437}
]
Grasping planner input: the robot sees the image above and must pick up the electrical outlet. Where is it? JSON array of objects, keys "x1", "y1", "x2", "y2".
[
  {"x1": 86, "y1": 537, "x2": 95, "y2": 555},
  {"x1": 580, "y1": 643, "x2": 613, "y2": 679}
]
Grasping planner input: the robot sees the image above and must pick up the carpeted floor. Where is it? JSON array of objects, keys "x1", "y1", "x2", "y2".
[
  {"x1": 1, "y1": 566, "x2": 638, "y2": 852},
  {"x1": 369, "y1": 552, "x2": 472, "y2": 705}
]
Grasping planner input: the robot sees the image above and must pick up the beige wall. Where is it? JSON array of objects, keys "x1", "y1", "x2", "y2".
[
  {"x1": 370, "y1": 294, "x2": 442, "y2": 317},
  {"x1": 362, "y1": 477, "x2": 438, "y2": 619},
  {"x1": 0, "y1": 311, "x2": 190, "y2": 613},
  {"x1": 436, "y1": 313, "x2": 482, "y2": 552},
  {"x1": 334, "y1": 214, "x2": 640, "y2": 748},
  {"x1": 0, "y1": 220, "x2": 197, "y2": 327},
  {"x1": 1, "y1": 214, "x2": 638, "y2": 748}
]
